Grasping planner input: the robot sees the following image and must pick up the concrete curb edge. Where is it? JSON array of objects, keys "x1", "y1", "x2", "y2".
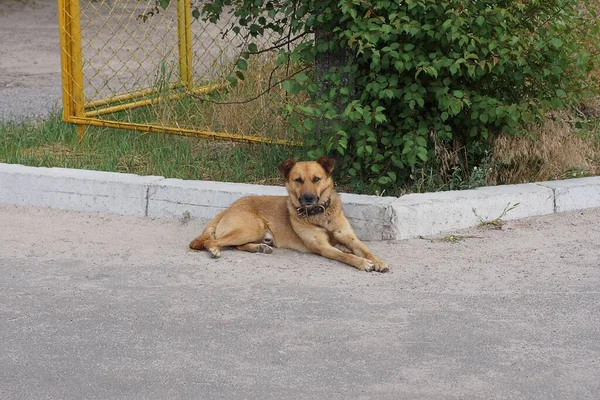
[{"x1": 1, "y1": 163, "x2": 599, "y2": 241}]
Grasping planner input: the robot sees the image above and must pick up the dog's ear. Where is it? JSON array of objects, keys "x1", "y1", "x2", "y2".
[
  {"x1": 278, "y1": 159, "x2": 296, "y2": 179},
  {"x1": 316, "y1": 156, "x2": 335, "y2": 176}
]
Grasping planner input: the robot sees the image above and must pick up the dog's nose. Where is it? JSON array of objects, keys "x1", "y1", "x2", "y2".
[{"x1": 299, "y1": 194, "x2": 317, "y2": 206}]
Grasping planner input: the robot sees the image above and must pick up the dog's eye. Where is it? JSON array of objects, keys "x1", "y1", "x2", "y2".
[
  {"x1": 312, "y1": 177, "x2": 321, "y2": 183},
  {"x1": 294, "y1": 177, "x2": 304, "y2": 184}
]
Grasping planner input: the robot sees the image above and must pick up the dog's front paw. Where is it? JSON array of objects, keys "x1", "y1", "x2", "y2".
[
  {"x1": 372, "y1": 259, "x2": 389, "y2": 273},
  {"x1": 356, "y1": 258, "x2": 374, "y2": 272}
]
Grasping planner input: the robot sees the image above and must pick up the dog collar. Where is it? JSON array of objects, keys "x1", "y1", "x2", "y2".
[{"x1": 296, "y1": 198, "x2": 331, "y2": 218}]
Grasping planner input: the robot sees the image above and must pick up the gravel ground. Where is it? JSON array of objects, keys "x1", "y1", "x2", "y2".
[{"x1": 1, "y1": 204, "x2": 599, "y2": 399}]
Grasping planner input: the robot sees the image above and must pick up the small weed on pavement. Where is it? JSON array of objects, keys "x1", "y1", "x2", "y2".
[{"x1": 473, "y1": 202, "x2": 521, "y2": 229}]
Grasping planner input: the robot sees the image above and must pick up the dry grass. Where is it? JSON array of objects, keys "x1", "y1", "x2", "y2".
[
  {"x1": 488, "y1": 105, "x2": 600, "y2": 185},
  {"x1": 20, "y1": 143, "x2": 103, "y2": 166},
  {"x1": 20, "y1": 143, "x2": 86, "y2": 159},
  {"x1": 147, "y1": 54, "x2": 307, "y2": 141},
  {"x1": 116, "y1": 154, "x2": 154, "y2": 174},
  {"x1": 203, "y1": 55, "x2": 307, "y2": 139}
]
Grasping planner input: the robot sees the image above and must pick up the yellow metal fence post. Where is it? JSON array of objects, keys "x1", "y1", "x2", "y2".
[
  {"x1": 177, "y1": 0, "x2": 194, "y2": 90},
  {"x1": 57, "y1": 0, "x2": 86, "y2": 142},
  {"x1": 58, "y1": 0, "x2": 74, "y2": 121},
  {"x1": 56, "y1": 0, "x2": 302, "y2": 147}
]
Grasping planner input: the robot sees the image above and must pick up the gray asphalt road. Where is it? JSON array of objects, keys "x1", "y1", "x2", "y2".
[
  {"x1": 0, "y1": 1, "x2": 62, "y2": 121},
  {"x1": 1, "y1": 204, "x2": 599, "y2": 399}
]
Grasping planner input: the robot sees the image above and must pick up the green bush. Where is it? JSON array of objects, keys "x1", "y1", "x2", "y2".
[{"x1": 166, "y1": 0, "x2": 600, "y2": 194}]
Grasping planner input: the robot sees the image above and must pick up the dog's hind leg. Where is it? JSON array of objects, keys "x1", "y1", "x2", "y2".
[
  {"x1": 235, "y1": 243, "x2": 273, "y2": 254},
  {"x1": 204, "y1": 230, "x2": 271, "y2": 257},
  {"x1": 203, "y1": 212, "x2": 269, "y2": 258},
  {"x1": 234, "y1": 228, "x2": 274, "y2": 253}
]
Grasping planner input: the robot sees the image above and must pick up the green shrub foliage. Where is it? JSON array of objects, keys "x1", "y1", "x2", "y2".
[{"x1": 161, "y1": 0, "x2": 600, "y2": 193}]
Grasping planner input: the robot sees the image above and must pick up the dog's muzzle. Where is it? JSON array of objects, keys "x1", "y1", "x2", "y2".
[{"x1": 299, "y1": 193, "x2": 317, "y2": 206}]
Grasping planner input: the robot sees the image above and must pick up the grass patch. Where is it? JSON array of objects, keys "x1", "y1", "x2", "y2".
[
  {"x1": 1, "y1": 106, "x2": 599, "y2": 195},
  {"x1": 406, "y1": 105, "x2": 600, "y2": 195},
  {"x1": 488, "y1": 107, "x2": 600, "y2": 185},
  {"x1": 0, "y1": 113, "x2": 302, "y2": 184}
]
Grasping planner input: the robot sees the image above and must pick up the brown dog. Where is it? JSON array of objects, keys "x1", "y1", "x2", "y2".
[{"x1": 189, "y1": 157, "x2": 388, "y2": 272}]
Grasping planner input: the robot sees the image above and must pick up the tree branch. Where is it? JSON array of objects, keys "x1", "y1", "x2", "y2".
[
  {"x1": 247, "y1": 31, "x2": 311, "y2": 56},
  {"x1": 189, "y1": 64, "x2": 311, "y2": 105}
]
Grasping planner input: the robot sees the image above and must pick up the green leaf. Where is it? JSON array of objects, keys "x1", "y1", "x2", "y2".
[
  {"x1": 295, "y1": 72, "x2": 309, "y2": 83},
  {"x1": 378, "y1": 176, "x2": 391, "y2": 185},
  {"x1": 227, "y1": 76, "x2": 238, "y2": 87},
  {"x1": 159, "y1": 0, "x2": 170, "y2": 9},
  {"x1": 237, "y1": 59, "x2": 247, "y2": 71},
  {"x1": 550, "y1": 38, "x2": 563, "y2": 49},
  {"x1": 282, "y1": 80, "x2": 301, "y2": 94},
  {"x1": 303, "y1": 118, "x2": 315, "y2": 131},
  {"x1": 375, "y1": 113, "x2": 387, "y2": 123}
]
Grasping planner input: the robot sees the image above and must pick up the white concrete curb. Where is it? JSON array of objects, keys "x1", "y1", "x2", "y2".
[
  {"x1": 0, "y1": 163, "x2": 162, "y2": 216},
  {"x1": 538, "y1": 177, "x2": 600, "y2": 212},
  {"x1": 390, "y1": 183, "x2": 555, "y2": 239},
  {"x1": 1, "y1": 163, "x2": 599, "y2": 241}
]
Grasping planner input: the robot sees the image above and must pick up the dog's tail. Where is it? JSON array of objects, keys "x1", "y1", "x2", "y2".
[
  {"x1": 189, "y1": 210, "x2": 225, "y2": 251},
  {"x1": 189, "y1": 230, "x2": 212, "y2": 251}
]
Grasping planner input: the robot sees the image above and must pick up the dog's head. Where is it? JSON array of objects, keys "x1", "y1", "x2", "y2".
[{"x1": 278, "y1": 156, "x2": 335, "y2": 211}]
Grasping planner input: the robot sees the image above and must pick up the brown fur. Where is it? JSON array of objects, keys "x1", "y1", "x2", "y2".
[{"x1": 189, "y1": 157, "x2": 388, "y2": 272}]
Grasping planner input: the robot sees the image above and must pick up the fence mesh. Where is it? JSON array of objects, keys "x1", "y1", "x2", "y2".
[{"x1": 58, "y1": 0, "x2": 304, "y2": 145}]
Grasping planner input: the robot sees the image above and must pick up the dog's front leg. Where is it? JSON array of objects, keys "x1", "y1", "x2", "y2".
[
  {"x1": 316, "y1": 242, "x2": 376, "y2": 272},
  {"x1": 296, "y1": 226, "x2": 375, "y2": 272},
  {"x1": 332, "y1": 220, "x2": 389, "y2": 272}
]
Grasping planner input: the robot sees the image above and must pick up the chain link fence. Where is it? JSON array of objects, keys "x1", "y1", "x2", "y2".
[{"x1": 58, "y1": 0, "x2": 304, "y2": 145}]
